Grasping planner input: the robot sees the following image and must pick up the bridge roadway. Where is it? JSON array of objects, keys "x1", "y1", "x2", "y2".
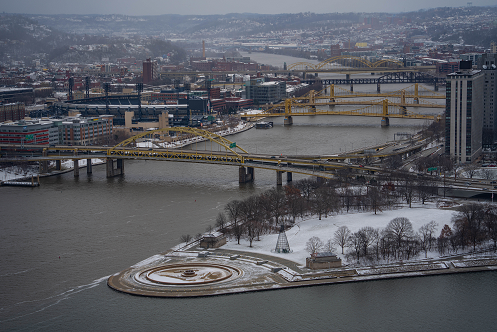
[
  {"x1": 1, "y1": 143, "x2": 496, "y2": 197},
  {"x1": 159, "y1": 66, "x2": 436, "y2": 78}
]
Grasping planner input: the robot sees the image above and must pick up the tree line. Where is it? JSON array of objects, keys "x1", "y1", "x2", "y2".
[{"x1": 203, "y1": 170, "x2": 444, "y2": 248}]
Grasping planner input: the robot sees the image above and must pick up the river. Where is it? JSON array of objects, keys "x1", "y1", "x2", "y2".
[{"x1": 1, "y1": 54, "x2": 496, "y2": 331}]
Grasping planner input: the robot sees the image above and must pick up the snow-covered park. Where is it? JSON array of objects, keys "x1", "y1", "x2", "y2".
[{"x1": 222, "y1": 202, "x2": 459, "y2": 266}]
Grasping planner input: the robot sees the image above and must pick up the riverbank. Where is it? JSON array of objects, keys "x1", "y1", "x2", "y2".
[
  {"x1": 108, "y1": 203, "x2": 497, "y2": 298},
  {"x1": 107, "y1": 243, "x2": 497, "y2": 298}
]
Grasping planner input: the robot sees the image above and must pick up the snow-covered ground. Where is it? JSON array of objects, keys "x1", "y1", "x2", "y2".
[
  {"x1": 0, "y1": 159, "x2": 104, "y2": 182},
  {"x1": 222, "y1": 202, "x2": 458, "y2": 266},
  {"x1": 136, "y1": 122, "x2": 253, "y2": 149}
]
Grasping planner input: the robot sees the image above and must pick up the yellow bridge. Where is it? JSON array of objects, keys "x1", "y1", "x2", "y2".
[
  {"x1": 241, "y1": 83, "x2": 444, "y2": 125},
  {"x1": 2, "y1": 127, "x2": 401, "y2": 185},
  {"x1": 287, "y1": 55, "x2": 405, "y2": 71}
]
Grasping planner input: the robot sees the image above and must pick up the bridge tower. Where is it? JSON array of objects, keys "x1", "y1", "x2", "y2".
[
  {"x1": 381, "y1": 99, "x2": 390, "y2": 127},
  {"x1": 329, "y1": 84, "x2": 335, "y2": 102},
  {"x1": 414, "y1": 83, "x2": 419, "y2": 104},
  {"x1": 284, "y1": 98, "x2": 293, "y2": 126}
]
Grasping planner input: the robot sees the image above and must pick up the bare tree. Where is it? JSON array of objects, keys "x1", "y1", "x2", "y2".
[
  {"x1": 225, "y1": 200, "x2": 243, "y2": 226},
  {"x1": 385, "y1": 217, "x2": 415, "y2": 256},
  {"x1": 324, "y1": 239, "x2": 336, "y2": 253},
  {"x1": 284, "y1": 184, "x2": 304, "y2": 222},
  {"x1": 419, "y1": 221, "x2": 438, "y2": 258},
  {"x1": 453, "y1": 203, "x2": 485, "y2": 251},
  {"x1": 180, "y1": 234, "x2": 192, "y2": 244},
  {"x1": 357, "y1": 226, "x2": 379, "y2": 258},
  {"x1": 333, "y1": 226, "x2": 351, "y2": 254},
  {"x1": 305, "y1": 236, "x2": 324, "y2": 254},
  {"x1": 367, "y1": 185, "x2": 385, "y2": 214},
  {"x1": 215, "y1": 212, "x2": 227, "y2": 230},
  {"x1": 463, "y1": 163, "x2": 479, "y2": 179}
]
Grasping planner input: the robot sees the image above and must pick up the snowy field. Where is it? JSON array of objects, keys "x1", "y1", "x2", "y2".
[
  {"x1": 222, "y1": 203, "x2": 458, "y2": 266},
  {"x1": 0, "y1": 159, "x2": 104, "y2": 181}
]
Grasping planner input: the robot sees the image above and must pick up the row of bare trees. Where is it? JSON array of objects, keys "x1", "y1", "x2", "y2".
[
  {"x1": 333, "y1": 203, "x2": 497, "y2": 265},
  {"x1": 341, "y1": 218, "x2": 437, "y2": 264},
  {"x1": 438, "y1": 203, "x2": 497, "y2": 255},
  {"x1": 215, "y1": 172, "x2": 443, "y2": 247}
]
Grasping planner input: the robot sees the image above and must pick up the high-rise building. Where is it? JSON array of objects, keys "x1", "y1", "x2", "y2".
[
  {"x1": 478, "y1": 53, "x2": 497, "y2": 143},
  {"x1": 142, "y1": 58, "x2": 158, "y2": 84},
  {"x1": 445, "y1": 61, "x2": 484, "y2": 163}
]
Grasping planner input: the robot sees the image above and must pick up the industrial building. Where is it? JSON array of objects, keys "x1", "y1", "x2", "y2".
[{"x1": 445, "y1": 61, "x2": 484, "y2": 163}]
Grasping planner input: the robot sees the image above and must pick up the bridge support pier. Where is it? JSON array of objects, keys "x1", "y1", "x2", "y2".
[
  {"x1": 276, "y1": 171, "x2": 283, "y2": 186},
  {"x1": 73, "y1": 159, "x2": 79, "y2": 177},
  {"x1": 345, "y1": 74, "x2": 350, "y2": 80},
  {"x1": 377, "y1": 83, "x2": 381, "y2": 93},
  {"x1": 87, "y1": 159, "x2": 92, "y2": 174},
  {"x1": 381, "y1": 117, "x2": 390, "y2": 127},
  {"x1": 287, "y1": 172, "x2": 293, "y2": 183},
  {"x1": 434, "y1": 84, "x2": 439, "y2": 92},
  {"x1": 284, "y1": 116, "x2": 293, "y2": 126},
  {"x1": 39, "y1": 161, "x2": 48, "y2": 173},
  {"x1": 39, "y1": 150, "x2": 48, "y2": 173},
  {"x1": 239, "y1": 166, "x2": 254, "y2": 183},
  {"x1": 106, "y1": 158, "x2": 124, "y2": 177},
  {"x1": 350, "y1": 84, "x2": 354, "y2": 92},
  {"x1": 55, "y1": 160, "x2": 61, "y2": 171}
]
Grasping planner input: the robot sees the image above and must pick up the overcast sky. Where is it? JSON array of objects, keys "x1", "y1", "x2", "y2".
[{"x1": 1, "y1": 0, "x2": 495, "y2": 16}]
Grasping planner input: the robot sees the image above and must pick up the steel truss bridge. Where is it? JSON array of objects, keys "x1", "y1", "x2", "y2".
[
  {"x1": 303, "y1": 71, "x2": 446, "y2": 86},
  {"x1": 2, "y1": 127, "x2": 496, "y2": 196},
  {"x1": 241, "y1": 84, "x2": 444, "y2": 124},
  {"x1": 0, "y1": 128, "x2": 407, "y2": 184},
  {"x1": 287, "y1": 56, "x2": 405, "y2": 71},
  {"x1": 159, "y1": 56, "x2": 436, "y2": 79}
]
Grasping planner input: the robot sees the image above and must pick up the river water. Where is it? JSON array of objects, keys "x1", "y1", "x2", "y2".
[{"x1": 1, "y1": 54, "x2": 496, "y2": 331}]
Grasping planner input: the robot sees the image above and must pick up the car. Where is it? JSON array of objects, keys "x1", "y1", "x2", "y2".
[
  {"x1": 490, "y1": 181, "x2": 496, "y2": 184},
  {"x1": 494, "y1": 186, "x2": 497, "y2": 189},
  {"x1": 359, "y1": 165, "x2": 364, "y2": 167}
]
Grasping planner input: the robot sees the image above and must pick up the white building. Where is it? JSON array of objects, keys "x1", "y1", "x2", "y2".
[{"x1": 445, "y1": 61, "x2": 484, "y2": 163}]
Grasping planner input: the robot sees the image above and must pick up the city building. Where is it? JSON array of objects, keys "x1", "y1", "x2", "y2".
[
  {"x1": 478, "y1": 53, "x2": 497, "y2": 143},
  {"x1": 0, "y1": 88, "x2": 34, "y2": 104},
  {"x1": 0, "y1": 118, "x2": 59, "y2": 145},
  {"x1": 245, "y1": 80, "x2": 286, "y2": 105},
  {"x1": 143, "y1": 58, "x2": 158, "y2": 84},
  {"x1": 0, "y1": 103, "x2": 26, "y2": 122},
  {"x1": 306, "y1": 252, "x2": 342, "y2": 269},
  {"x1": 61, "y1": 115, "x2": 113, "y2": 146},
  {"x1": 445, "y1": 61, "x2": 484, "y2": 163}
]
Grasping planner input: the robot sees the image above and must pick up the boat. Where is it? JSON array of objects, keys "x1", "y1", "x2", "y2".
[{"x1": 255, "y1": 121, "x2": 273, "y2": 129}]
